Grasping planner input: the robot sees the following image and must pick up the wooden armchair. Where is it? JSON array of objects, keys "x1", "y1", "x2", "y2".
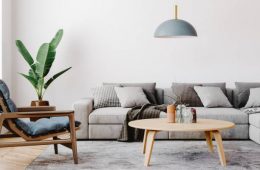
[{"x1": 0, "y1": 81, "x2": 80, "y2": 164}]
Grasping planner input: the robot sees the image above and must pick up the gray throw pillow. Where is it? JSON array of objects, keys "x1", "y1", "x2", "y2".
[
  {"x1": 244, "y1": 88, "x2": 260, "y2": 108},
  {"x1": 114, "y1": 87, "x2": 150, "y2": 108},
  {"x1": 171, "y1": 82, "x2": 227, "y2": 107},
  {"x1": 234, "y1": 82, "x2": 260, "y2": 108},
  {"x1": 91, "y1": 86, "x2": 121, "y2": 109},
  {"x1": 103, "y1": 82, "x2": 157, "y2": 104},
  {"x1": 194, "y1": 86, "x2": 232, "y2": 108}
]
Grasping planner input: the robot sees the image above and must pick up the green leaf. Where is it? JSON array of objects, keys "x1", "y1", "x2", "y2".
[
  {"x1": 43, "y1": 51, "x2": 56, "y2": 77},
  {"x1": 19, "y1": 73, "x2": 37, "y2": 89},
  {"x1": 35, "y1": 43, "x2": 50, "y2": 78},
  {"x1": 16, "y1": 40, "x2": 36, "y2": 71},
  {"x1": 44, "y1": 67, "x2": 72, "y2": 89},
  {"x1": 49, "y1": 29, "x2": 63, "y2": 52}
]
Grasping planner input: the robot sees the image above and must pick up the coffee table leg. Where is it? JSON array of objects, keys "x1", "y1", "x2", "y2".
[
  {"x1": 213, "y1": 130, "x2": 226, "y2": 166},
  {"x1": 144, "y1": 130, "x2": 156, "y2": 166},
  {"x1": 143, "y1": 129, "x2": 149, "y2": 154},
  {"x1": 205, "y1": 131, "x2": 214, "y2": 153}
]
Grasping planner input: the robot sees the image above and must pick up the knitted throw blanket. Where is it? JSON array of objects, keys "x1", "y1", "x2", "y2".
[{"x1": 118, "y1": 104, "x2": 167, "y2": 142}]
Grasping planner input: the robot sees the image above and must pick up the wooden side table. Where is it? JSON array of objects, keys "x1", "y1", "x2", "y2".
[{"x1": 17, "y1": 106, "x2": 56, "y2": 121}]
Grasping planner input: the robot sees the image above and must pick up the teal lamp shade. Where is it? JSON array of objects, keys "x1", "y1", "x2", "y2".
[
  {"x1": 154, "y1": 19, "x2": 197, "y2": 37},
  {"x1": 154, "y1": 5, "x2": 197, "y2": 38}
]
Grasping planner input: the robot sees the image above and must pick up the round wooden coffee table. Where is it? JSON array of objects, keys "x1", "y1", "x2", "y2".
[{"x1": 129, "y1": 118, "x2": 235, "y2": 167}]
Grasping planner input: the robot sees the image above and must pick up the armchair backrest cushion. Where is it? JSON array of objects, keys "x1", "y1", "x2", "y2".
[{"x1": 0, "y1": 80, "x2": 17, "y2": 112}]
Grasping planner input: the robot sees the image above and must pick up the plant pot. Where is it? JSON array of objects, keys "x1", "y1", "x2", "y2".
[
  {"x1": 31, "y1": 100, "x2": 49, "y2": 106},
  {"x1": 167, "y1": 104, "x2": 176, "y2": 123}
]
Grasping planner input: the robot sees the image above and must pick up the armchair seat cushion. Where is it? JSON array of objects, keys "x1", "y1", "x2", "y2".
[{"x1": 15, "y1": 117, "x2": 81, "y2": 136}]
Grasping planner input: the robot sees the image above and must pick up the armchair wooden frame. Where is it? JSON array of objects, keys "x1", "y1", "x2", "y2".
[{"x1": 0, "y1": 98, "x2": 79, "y2": 164}]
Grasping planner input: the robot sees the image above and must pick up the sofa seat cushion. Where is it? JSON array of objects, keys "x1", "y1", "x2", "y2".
[
  {"x1": 194, "y1": 107, "x2": 248, "y2": 124},
  {"x1": 249, "y1": 114, "x2": 260, "y2": 128},
  {"x1": 89, "y1": 107, "x2": 131, "y2": 124},
  {"x1": 89, "y1": 107, "x2": 167, "y2": 124}
]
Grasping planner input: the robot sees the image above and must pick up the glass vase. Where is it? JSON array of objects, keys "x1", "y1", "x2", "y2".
[{"x1": 176, "y1": 104, "x2": 186, "y2": 123}]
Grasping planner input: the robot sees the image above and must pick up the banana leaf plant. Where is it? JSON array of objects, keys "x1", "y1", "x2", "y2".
[{"x1": 16, "y1": 29, "x2": 71, "y2": 101}]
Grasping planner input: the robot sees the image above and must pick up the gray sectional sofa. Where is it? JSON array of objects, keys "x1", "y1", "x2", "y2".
[{"x1": 73, "y1": 88, "x2": 260, "y2": 144}]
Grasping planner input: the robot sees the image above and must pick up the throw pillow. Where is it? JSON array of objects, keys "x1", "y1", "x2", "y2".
[
  {"x1": 91, "y1": 86, "x2": 121, "y2": 109},
  {"x1": 244, "y1": 88, "x2": 260, "y2": 108},
  {"x1": 194, "y1": 86, "x2": 232, "y2": 108},
  {"x1": 114, "y1": 87, "x2": 150, "y2": 108},
  {"x1": 103, "y1": 82, "x2": 157, "y2": 104},
  {"x1": 171, "y1": 82, "x2": 227, "y2": 107},
  {"x1": 234, "y1": 82, "x2": 260, "y2": 108}
]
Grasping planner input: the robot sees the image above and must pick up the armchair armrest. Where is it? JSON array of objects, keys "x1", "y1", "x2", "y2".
[{"x1": 73, "y1": 98, "x2": 93, "y2": 139}]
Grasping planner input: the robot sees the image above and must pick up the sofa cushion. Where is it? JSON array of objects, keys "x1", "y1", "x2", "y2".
[
  {"x1": 171, "y1": 83, "x2": 203, "y2": 107},
  {"x1": 89, "y1": 107, "x2": 167, "y2": 124},
  {"x1": 114, "y1": 87, "x2": 150, "y2": 107},
  {"x1": 103, "y1": 82, "x2": 157, "y2": 104},
  {"x1": 194, "y1": 86, "x2": 232, "y2": 108},
  {"x1": 91, "y1": 86, "x2": 121, "y2": 109},
  {"x1": 234, "y1": 82, "x2": 260, "y2": 108},
  {"x1": 89, "y1": 107, "x2": 131, "y2": 124},
  {"x1": 194, "y1": 107, "x2": 248, "y2": 124},
  {"x1": 244, "y1": 88, "x2": 260, "y2": 108},
  {"x1": 249, "y1": 114, "x2": 260, "y2": 128}
]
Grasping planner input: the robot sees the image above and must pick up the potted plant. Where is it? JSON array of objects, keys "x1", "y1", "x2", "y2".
[{"x1": 16, "y1": 29, "x2": 71, "y2": 106}]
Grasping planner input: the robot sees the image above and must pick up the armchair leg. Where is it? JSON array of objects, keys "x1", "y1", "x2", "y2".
[
  {"x1": 69, "y1": 114, "x2": 78, "y2": 164},
  {"x1": 53, "y1": 136, "x2": 58, "y2": 154}
]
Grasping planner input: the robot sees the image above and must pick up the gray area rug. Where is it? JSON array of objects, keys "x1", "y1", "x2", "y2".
[{"x1": 27, "y1": 141, "x2": 260, "y2": 170}]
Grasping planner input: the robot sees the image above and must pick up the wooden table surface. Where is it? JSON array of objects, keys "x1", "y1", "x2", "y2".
[{"x1": 129, "y1": 118, "x2": 235, "y2": 132}]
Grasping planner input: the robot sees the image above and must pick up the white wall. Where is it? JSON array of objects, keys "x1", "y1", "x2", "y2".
[
  {"x1": 2, "y1": 0, "x2": 12, "y2": 87},
  {"x1": 0, "y1": 0, "x2": 2, "y2": 78},
  {"x1": 4, "y1": 0, "x2": 260, "y2": 109}
]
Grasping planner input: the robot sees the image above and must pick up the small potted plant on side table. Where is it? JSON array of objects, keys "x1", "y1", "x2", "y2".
[{"x1": 16, "y1": 29, "x2": 71, "y2": 106}]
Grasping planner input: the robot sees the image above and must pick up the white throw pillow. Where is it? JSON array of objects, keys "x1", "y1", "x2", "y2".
[
  {"x1": 194, "y1": 86, "x2": 232, "y2": 108},
  {"x1": 114, "y1": 87, "x2": 150, "y2": 108},
  {"x1": 244, "y1": 88, "x2": 260, "y2": 108}
]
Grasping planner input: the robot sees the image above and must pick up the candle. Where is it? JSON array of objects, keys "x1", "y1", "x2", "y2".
[{"x1": 167, "y1": 104, "x2": 176, "y2": 123}]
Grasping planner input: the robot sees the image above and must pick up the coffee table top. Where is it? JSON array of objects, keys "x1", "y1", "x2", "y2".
[{"x1": 129, "y1": 118, "x2": 235, "y2": 132}]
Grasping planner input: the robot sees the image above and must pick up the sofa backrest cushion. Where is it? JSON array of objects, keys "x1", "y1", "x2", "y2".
[
  {"x1": 163, "y1": 87, "x2": 234, "y2": 105},
  {"x1": 0, "y1": 80, "x2": 17, "y2": 113},
  {"x1": 155, "y1": 88, "x2": 164, "y2": 104},
  {"x1": 234, "y1": 82, "x2": 260, "y2": 108}
]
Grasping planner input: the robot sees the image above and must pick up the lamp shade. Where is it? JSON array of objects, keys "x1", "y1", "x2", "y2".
[{"x1": 154, "y1": 19, "x2": 197, "y2": 38}]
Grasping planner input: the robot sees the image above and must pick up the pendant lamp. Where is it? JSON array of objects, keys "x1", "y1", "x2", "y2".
[{"x1": 154, "y1": 5, "x2": 197, "y2": 38}]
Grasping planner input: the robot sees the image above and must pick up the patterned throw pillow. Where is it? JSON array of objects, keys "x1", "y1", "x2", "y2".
[
  {"x1": 103, "y1": 82, "x2": 157, "y2": 104},
  {"x1": 91, "y1": 86, "x2": 121, "y2": 109}
]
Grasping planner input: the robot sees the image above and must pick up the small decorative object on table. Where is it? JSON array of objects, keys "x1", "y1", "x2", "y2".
[
  {"x1": 191, "y1": 108, "x2": 197, "y2": 123},
  {"x1": 167, "y1": 104, "x2": 176, "y2": 123},
  {"x1": 165, "y1": 93, "x2": 196, "y2": 124},
  {"x1": 176, "y1": 104, "x2": 186, "y2": 123}
]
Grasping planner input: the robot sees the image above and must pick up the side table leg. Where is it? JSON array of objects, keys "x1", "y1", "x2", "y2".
[
  {"x1": 144, "y1": 130, "x2": 156, "y2": 167},
  {"x1": 213, "y1": 130, "x2": 226, "y2": 166},
  {"x1": 205, "y1": 131, "x2": 214, "y2": 153}
]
